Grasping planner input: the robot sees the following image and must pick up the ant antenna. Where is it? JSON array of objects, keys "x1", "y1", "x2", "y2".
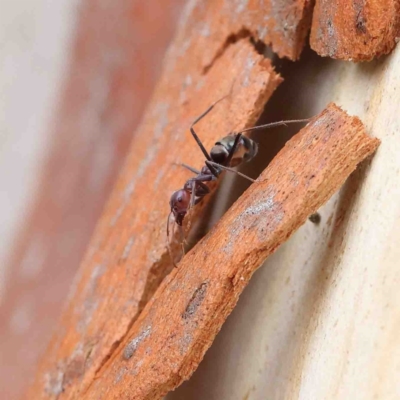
[
  {"x1": 189, "y1": 81, "x2": 236, "y2": 161},
  {"x1": 236, "y1": 118, "x2": 310, "y2": 135},
  {"x1": 205, "y1": 119, "x2": 310, "y2": 182},
  {"x1": 178, "y1": 225, "x2": 186, "y2": 256},
  {"x1": 166, "y1": 212, "x2": 178, "y2": 268},
  {"x1": 206, "y1": 161, "x2": 256, "y2": 183}
]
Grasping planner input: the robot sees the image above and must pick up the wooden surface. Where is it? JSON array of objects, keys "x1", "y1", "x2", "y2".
[
  {"x1": 25, "y1": 3, "x2": 287, "y2": 397},
  {"x1": 170, "y1": 46, "x2": 400, "y2": 400},
  {"x1": 78, "y1": 104, "x2": 378, "y2": 400},
  {"x1": 311, "y1": 0, "x2": 400, "y2": 60},
  {"x1": 0, "y1": 1, "x2": 186, "y2": 399},
  {"x1": 13, "y1": 0, "x2": 400, "y2": 399},
  {"x1": 173, "y1": 0, "x2": 314, "y2": 62}
]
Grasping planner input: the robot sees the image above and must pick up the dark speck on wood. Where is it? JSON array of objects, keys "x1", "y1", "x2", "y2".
[{"x1": 182, "y1": 283, "x2": 208, "y2": 320}]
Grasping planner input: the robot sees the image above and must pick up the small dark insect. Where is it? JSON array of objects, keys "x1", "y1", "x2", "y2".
[
  {"x1": 167, "y1": 96, "x2": 310, "y2": 265},
  {"x1": 309, "y1": 212, "x2": 321, "y2": 224}
]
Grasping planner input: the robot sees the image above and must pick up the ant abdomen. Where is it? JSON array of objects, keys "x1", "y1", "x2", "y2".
[
  {"x1": 212, "y1": 135, "x2": 258, "y2": 168},
  {"x1": 209, "y1": 143, "x2": 229, "y2": 164}
]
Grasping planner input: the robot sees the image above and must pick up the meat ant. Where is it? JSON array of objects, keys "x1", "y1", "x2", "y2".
[{"x1": 167, "y1": 96, "x2": 310, "y2": 265}]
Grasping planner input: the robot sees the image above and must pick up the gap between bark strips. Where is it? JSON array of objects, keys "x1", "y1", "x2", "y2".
[
  {"x1": 202, "y1": 28, "x2": 269, "y2": 74},
  {"x1": 88, "y1": 33, "x2": 273, "y2": 389}
]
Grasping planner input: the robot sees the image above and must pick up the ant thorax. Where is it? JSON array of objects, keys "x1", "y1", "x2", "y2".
[{"x1": 212, "y1": 134, "x2": 258, "y2": 167}]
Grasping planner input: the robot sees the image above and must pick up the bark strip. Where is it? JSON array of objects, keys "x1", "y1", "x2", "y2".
[{"x1": 82, "y1": 103, "x2": 380, "y2": 399}]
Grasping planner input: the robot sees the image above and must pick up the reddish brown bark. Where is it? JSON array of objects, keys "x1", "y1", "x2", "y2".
[
  {"x1": 25, "y1": 36, "x2": 282, "y2": 400},
  {"x1": 80, "y1": 104, "x2": 379, "y2": 400},
  {"x1": 310, "y1": 0, "x2": 400, "y2": 60},
  {"x1": 174, "y1": 0, "x2": 314, "y2": 64},
  {"x1": 0, "y1": 2, "x2": 186, "y2": 400},
  {"x1": 20, "y1": 1, "x2": 386, "y2": 399}
]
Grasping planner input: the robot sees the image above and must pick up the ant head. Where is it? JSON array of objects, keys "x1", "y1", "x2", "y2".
[{"x1": 169, "y1": 189, "x2": 191, "y2": 226}]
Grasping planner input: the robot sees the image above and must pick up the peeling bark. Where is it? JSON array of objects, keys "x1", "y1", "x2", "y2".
[
  {"x1": 26, "y1": 32, "x2": 282, "y2": 400},
  {"x1": 80, "y1": 104, "x2": 379, "y2": 400},
  {"x1": 310, "y1": 0, "x2": 400, "y2": 60}
]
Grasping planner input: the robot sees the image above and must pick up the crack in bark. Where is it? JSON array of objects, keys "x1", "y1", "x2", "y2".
[
  {"x1": 83, "y1": 253, "x2": 173, "y2": 396},
  {"x1": 202, "y1": 28, "x2": 267, "y2": 74}
]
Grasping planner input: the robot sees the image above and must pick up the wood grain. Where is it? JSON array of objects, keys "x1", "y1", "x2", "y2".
[
  {"x1": 80, "y1": 103, "x2": 379, "y2": 399},
  {"x1": 24, "y1": 0, "x2": 316, "y2": 395},
  {"x1": 175, "y1": 0, "x2": 314, "y2": 62},
  {"x1": 310, "y1": 0, "x2": 400, "y2": 60},
  {"x1": 0, "y1": 3, "x2": 186, "y2": 399},
  {"x1": 25, "y1": 29, "x2": 282, "y2": 400}
]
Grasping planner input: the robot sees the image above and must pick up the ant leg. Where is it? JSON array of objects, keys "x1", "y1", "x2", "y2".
[
  {"x1": 205, "y1": 160, "x2": 255, "y2": 183},
  {"x1": 194, "y1": 181, "x2": 210, "y2": 204},
  {"x1": 166, "y1": 212, "x2": 177, "y2": 268},
  {"x1": 178, "y1": 224, "x2": 187, "y2": 255},
  {"x1": 190, "y1": 180, "x2": 197, "y2": 208},
  {"x1": 187, "y1": 174, "x2": 215, "y2": 183},
  {"x1": 190, "y1": 96, "x2": 229, "y2": 174},
  {"x1": 225, "y1": 133, "x2": 242, "y2": 166},
  {"x1": 174, "y1": 162, "x2": 201, "y2": 175},
  {"x1": 196, "y1": 180, "x2": 210, "y2": 194},
  {"x1": 187, "y1": 175, "x2": 215, "y2": 190},
  {"x1": 236, "y1": 118, "x2": 310, "y2": 135},
  {"x1": 187, "y1": 174, "x2": 214, "y2": 208},
  {"x1": 190, "y1": 110, "x2": 215, "y2": 161},
  {"x1": 173, "y1": 221, "x2": 186, "y2": 260}
]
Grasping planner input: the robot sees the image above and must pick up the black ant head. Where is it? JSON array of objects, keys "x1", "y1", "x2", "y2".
[{"x1": 169, "y1": 189, "x2": 191, "y2": 226}]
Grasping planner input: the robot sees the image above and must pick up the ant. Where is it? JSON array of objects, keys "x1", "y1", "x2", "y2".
[{"x1": 167, "y1": 96, "x2": 310, "y2": 265}]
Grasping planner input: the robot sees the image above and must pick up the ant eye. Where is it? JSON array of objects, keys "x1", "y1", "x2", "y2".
[{"x1": 178, "y1": 196, "x2": 182, "y2": 202}]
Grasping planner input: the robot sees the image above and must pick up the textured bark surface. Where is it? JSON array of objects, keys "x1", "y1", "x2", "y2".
[
  {"x1": 24, "y1": 0, "x2": 325, "y2": 397},
  {"x1": 0, "y1": 2, "x2": 186, "y2": 400},
  {"x1": 25, "y1": 23, "x2": 283, "y2": 400},
  {"x1": 3, "y1": 0, "x2": 313, "y2": 396},
  {"x1": 18, "y1": 0, "x2": 394, "y2": 399},
  {"x1": 174, "y1": 0, "x2": 314, "y2": 62},
  {"x1": 78, "y1": 104, "x2": 379, "y2": 400},
  {"x1": 310, "y1": 0, "x2": 400, "y2": 60},
  {"x1": 169, "y1": 45, "x2": 400, "y2": 400}
]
